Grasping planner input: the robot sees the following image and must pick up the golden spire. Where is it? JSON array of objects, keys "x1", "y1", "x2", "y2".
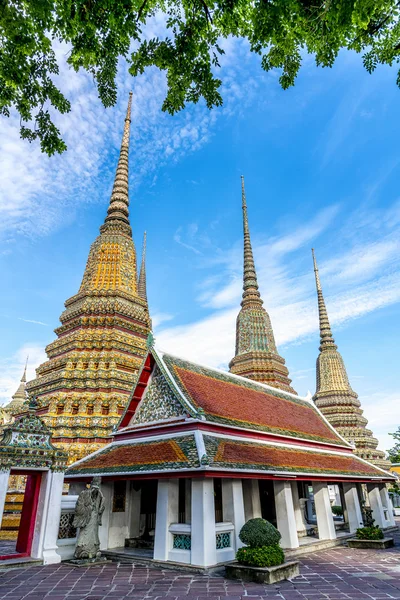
[
  {"x1": 312, "y1": 248, "x2": 336, "y2": 350},
  {"x1": 311, "y1": 248, "x2": 390, "y2": 470},
  {"x1": 229, "y1": 176, "x2": 296, "y2": 394},
  {"x1": 101, "y1": 92, "x2": 133, "y2": 236},
  {"x1": 241, "y1": 176, "x2": 262, "y2": 306},
  {"x1": 138, "y1": 231, "x2": 148, "y2": 302}
]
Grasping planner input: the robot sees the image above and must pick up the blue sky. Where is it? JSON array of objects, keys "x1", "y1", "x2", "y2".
[{"x1": 1, "y1": 36, "x2": 399, "y2": 453}]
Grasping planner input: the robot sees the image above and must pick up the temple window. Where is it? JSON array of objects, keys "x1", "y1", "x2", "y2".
[
  {"x1": 72, "y1": 404, "x2": 79, "y2": 415},
  {"x1": 112, "y1": 481, "x2": 126, "y2": 512},
  {"x1": 87, "y1": 405, "x2": 94, "y2": 415},
  {"x1": 214, "y1": 478, "x2": 223, "y2": 523},
  {"x1": 104, "y1": 362, "x2": 110, "y2": 369},
  {"x1": 102, "y1": 406, "x2": 109, "y2": 416},
  {"x1": 178, "y1": 479, "x2": 186, "y2": 523},
  {"x1": 82, "y1": 362, "x2": 89, "y2": 369},
  {"x1": 57, "y1": 405, "x2": 64, "y2": 415}
]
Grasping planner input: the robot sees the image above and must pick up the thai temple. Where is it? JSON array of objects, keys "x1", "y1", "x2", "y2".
[
  {"x1": 311, "y1": 251, "x2": 390, "y2": 471},
  {"x1": 25, "y1": 93, "x2": 152, "y2": 465},
  {"x1": 0, "y1": 93, "x2": 395, "y2": 567}
]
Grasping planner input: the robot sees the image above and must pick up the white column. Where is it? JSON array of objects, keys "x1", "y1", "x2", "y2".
[
  {"x1": 191, "y1": 478, "x2": 216, "y2": 567},
  {"x1": 313, "y1": 482, "x2": 336, "y2": 540},
  {"x1": 31, "y1": 471, "x2": 65, "y2": 564},
  {"x1": 379, "y1": 484, "x2": 396, "y2": 527},
  {"x1": 291, "y1": 481, "x2": 307, "y2": 537},
  {"x1": 153, "y1": 479, "x2": 179, "y2": 561},
  {"x1": 129, "y1": 485, "x2": 142, "y2": 538},
  {"x1": 185, "y1": 479, "x2": 192, "y2": 523},
  {"x1": 367, "y1": 483, "x2": 385, "y2": 528},
  {"x1": 99, "y1": 481, "x2": 112, "y2": 551},
  {"x1": 342, "y1": 482, "x2": 364, "y2": 533},
  {"x1": 273, "y1": 481, "x2": 299, "y2": 549},
  {"x1": 243, "y1": 479, "x2": 262, "y2": 522},
  {"x1": 222, "y1": 478, "x2": 246, "y2": 550},
  {"x1": 0, "y1": 469, "x2": 10, "y2": 528}
]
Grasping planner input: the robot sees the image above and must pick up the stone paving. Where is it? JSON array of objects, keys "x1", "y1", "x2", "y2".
[{"x1": 1, "y1": 532, "x2": 400, "y2": 600}]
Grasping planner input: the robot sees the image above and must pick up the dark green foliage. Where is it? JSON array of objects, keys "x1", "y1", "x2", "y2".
[
  {"x1": 356, "y1": 526, "x2": 384, "y2": 540},
  {"x1": 2, "y1": 0, "x2": 400, "y2": 155},
  {"x1": 332, "y1": 505, "x2": 344, "y2": 516},
  {"x1": 236, "y1": 544, "x2": 285, "y2": 567},
  {"x1": 239, "y1": 518, "x2": 281, "y2": 548}
]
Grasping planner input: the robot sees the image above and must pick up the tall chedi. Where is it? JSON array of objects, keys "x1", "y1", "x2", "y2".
[
  {"x1": 229, "y1": 177, "x2": 296, "y2": 394},
  {"x1": 27, "y1": 93, "x2": 152, "y2": 463},
  {"x1": 311, "y1": 249, "x2": 390, "y2": 471}
]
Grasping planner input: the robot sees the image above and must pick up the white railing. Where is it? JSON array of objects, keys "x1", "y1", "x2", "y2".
[{"x1": 56, "y1": 495, "x2": 78, "y2": 561}]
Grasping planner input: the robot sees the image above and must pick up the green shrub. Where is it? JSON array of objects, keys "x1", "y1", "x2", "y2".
[
  {"x1": 236, "y1": 544, "x2": 284, "y2": 567},
  {"x1": 239, "y1": 518, "x2": 281, "y2": 548},
  {"x1": 332, "y1": 505, "x2": 343, "y2": 516},
  {"x1": 356, "y1": 526, "x2": 384, "y2": 540}
]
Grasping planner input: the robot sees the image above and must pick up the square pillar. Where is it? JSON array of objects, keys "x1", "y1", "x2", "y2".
[
  {"x1": 367, "y1": 483, "x2": 385, "y2": 528},
  {"x1": 273, "y1": 481, "x2": 299, "y2": 549},
  {"x1": 185, "y1": 479, "x2": 192, "y2": 523},
  {"x1": 0, "y1": 469, "x2": 10, "y2": 528},
  {"x1": 31, "y1": 471, "x2": 65, "y2": 564},
  {"x1": 342, "y1": 482, "x2": 364, "y2": 533},
  {"x1": 129, "y1": 484, "x2": 142, "y2": 538},
  {"x1": 191, "y1": 478, "x2": 216, "y2": 567},
  {"x1": 222, "y1": 478, "x2": 245, "y2": 550},
  {"x1": 153, "y1": 479, "x2": 179, "y2": 561},
  {"x1": 313, "y1": 482, "x2": 336, "y2": 540},
  {"x1": 291, "y1": 481, "x2": 307, "y2": 537},
  {"x1": 379, "y1": 484, "x2": 396, "y2": 527},
  {"x1": 99, "y1": 481, "x2": 112, "y2": 550},
  {"x1": 243, "y1": 479, "x2": 262, "y2": 522}
]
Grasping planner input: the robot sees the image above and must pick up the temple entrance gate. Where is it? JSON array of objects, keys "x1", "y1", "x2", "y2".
[{"x1": 0, "y1": 399, "x2": 67, "y2": 563}]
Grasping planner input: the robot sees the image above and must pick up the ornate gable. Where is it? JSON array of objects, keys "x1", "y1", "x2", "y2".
[
  {"x1": 132, "y1": 364, "x2": 186, "y2": 425},
  {"x1": 0, "y1": 399, "x2": 67, "y2": 472}
]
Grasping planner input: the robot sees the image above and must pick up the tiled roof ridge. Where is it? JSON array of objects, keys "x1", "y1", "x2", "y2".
[{"x1": 158, "y1": 349, "x2": 302, "y2": 402}]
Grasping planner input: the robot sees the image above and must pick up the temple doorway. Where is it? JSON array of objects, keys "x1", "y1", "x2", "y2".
[
  {"x1": 0, "y1": 471, "x2": 42, "y2": 560},
  {"x1": 259, "y1": 480, "x2": 277, "y2": 526}
]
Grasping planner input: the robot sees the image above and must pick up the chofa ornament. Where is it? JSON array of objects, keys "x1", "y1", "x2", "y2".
[{"x1": 73, "y1": 477, "x2": 106, "y2": 560}]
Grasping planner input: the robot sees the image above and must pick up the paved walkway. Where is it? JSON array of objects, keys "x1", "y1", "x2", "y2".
[{"x1": 1, "y1": 532, "x2": 400, "y2": 600}]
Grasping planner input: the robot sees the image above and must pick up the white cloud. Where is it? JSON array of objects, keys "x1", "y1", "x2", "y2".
[
  {"x1": 0, "y1": 35, "x2": 259, "y2": 243},
  {"x1": 0, "y1": 344, "x2": 46, "y2": 406},
  {"x1": 18, "y1": 318, "x2": 49, "y2": 326}
]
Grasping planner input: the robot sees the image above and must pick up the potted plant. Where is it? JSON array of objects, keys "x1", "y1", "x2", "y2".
[
  {"x1": 225, "y1": 518, "x2": 300, "y2": 584},
  {"x1": 348, "y1": 508, "x2": 394, "y2": 549}
]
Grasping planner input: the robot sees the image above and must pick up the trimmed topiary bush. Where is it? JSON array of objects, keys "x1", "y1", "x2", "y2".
[
  {"x1": 239, "y1": 518, "x2": 281, "y2": 548},
  {"x1": 237, "y1": 519, "x2": 284, "y2": 569},
  {"x1": 236, "y1": 545, "x2": 285, "y2": 568},
  {"x1": 356, "y1": 526, "x2": 384, "y2": 540},
  {"x1": 331, "y1": 505, "x2": 343, "y2": 516}
]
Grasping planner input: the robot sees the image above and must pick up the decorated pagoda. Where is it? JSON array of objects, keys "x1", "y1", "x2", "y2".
[
  {"x1": 26, "y1": 93, "x2": 152, "y2": 464},
  {"x1": 229, "y1": 177, "x2": 296, "y2": 394},
  {"x1": 311, "y1": 249, "x2": 390, "y2": 471},
  {"x1": 2, "y1": 360, "x2": 28, "y2": 422}
]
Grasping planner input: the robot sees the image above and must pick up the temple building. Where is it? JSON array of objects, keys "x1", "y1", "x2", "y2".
[
  {"x1": 229, "y1": 177, "x2": 296, "y2": 394},
  {"x1": 311, "y1": 250, "x2": 390, "y2": 471},
  {"x1": 0, "y1": 174, "x2": 395, "y2": 568},
  {"x1": 26, "y1": 94, "x2": 152, "y2": 464}
]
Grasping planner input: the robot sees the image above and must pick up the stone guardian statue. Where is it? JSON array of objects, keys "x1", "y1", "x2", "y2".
[{"x1": 73, "y1": 476, "x2": 105, "y2": 560}]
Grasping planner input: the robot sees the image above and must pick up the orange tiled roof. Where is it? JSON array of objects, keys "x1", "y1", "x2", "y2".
[
  {"x1": 67, "y1": 435, "x2": 199, "y2": 475},
  {"x1": 204, "y1": 436, "x2": 388, "y2": 478},
  {"x1": 161, "y1": 354, "x2": 346, "y2": 446}
]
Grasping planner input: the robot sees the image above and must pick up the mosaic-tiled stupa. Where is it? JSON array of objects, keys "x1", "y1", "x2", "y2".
[
  {"x1": 229, "y1": 177, "x2": 296, "y2": 394},
  {"x1": 311, "y1": 249, "x2": 390, "y2": 471},
  {"x1": 26, "y1": 93, "x2": 152, "y2": 464},
  {"x1": 3, "y1": 360, "x2": 28, "y2": 420}
]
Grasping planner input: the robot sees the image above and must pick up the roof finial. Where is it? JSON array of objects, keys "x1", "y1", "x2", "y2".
[
  {"x1": 138, "y1": 231, "x2": 148, "y2": 302},
  {"x1": 241, "y1": 176, "x2": 261, "y2": 305},
  {"x1": 101, "y1": 92, "x2": 133, "y2": 235},
  {"x1": 22, "y1": 355, "x2": 28, "y2": 383},
  {"x1": 311, "y1": 249, "x2": 335, "y2": 350}
]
